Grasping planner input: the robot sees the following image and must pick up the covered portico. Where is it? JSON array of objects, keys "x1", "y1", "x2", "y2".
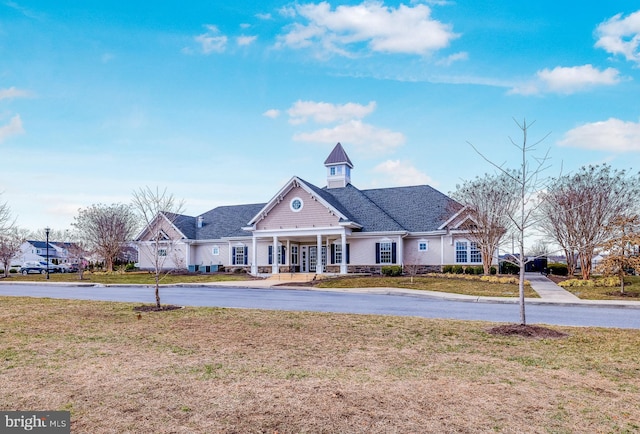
[{"x1": 248, "y1": 225, "x2": 352, "y2": 275}]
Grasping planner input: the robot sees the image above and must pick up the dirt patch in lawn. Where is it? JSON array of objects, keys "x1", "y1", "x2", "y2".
[
  {"x1": 133, "y1": 304, "x2": 184, "y2": 312},
  {"x1": 1, "y1": 297, "x2": 639, "y2": 433},
  {"x1": 487, "y1": 324, "x2": 569, "y2": 339}
]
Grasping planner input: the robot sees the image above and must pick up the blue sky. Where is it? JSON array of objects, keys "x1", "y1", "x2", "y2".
[{"x1": 2, "y1": 0, "x2": 640, "y2": 233}]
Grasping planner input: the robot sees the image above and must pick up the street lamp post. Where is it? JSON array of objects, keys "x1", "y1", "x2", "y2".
[{"x1": 45, "y1": 227, "x2": 50, "y2": 280}]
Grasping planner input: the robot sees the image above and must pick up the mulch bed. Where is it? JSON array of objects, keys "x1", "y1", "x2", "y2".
[
  {"x1": 487, "y1": 324, "x2": 568, "y2": 339},
  {"x1": 605, "y1": 291, "x2": 640, "y2": 298},
  {"x1": 133, "y1": 305, "x2": 183, "y2": 312}
]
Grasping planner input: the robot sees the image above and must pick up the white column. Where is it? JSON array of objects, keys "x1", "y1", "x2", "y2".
[
  {"x1": 251, "y1": 237, "x2": 258, "y2": 275},
  {"x1": 340, "y1": 232, "x2": 347, "y2": 274},
  {"x1": 316, "y1": 234, "x2": 323, "y2": 274},
  {"x1": 272, "y1": 236, "x2": 279, "y2": 274},
  {"x1": 397, "y1": 235, "x2": 403, "y2": 267},
  {"x1": 185, "y1": 242, "x2": 191, "y2": 270},
  {"x1": 286, "y1": 239, "x2": 290, "y2": 268}
]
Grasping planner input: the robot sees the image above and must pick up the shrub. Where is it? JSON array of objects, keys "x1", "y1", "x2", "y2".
[
  {"x1": 490, "y1": 266, "x2": 497, "y2": 275},
  {"x1": 442, "y1": 265, "x2": 453, "y2": 274},
  {"x1": 9, "y1": 269, "x2": 17, "y2": 274},
  {"x1": 547, "y1": 262, "x2": 568, "y2": 276},
  {"x1": 464, "y1": 266, "x2": 474, "y2": 275},
  {"x1": 452, "y1": 265, "x2": 464, "y2": 274},
  {"x1": 381, "y1": 265, "x2": 402, "y2": 277},
  {"x1": 500, "y1": 262, "x2": 520, "y2": 275},
  {"x1": 558, "y1": 277, "x2": 621, "y2": 288},
  {"x1": 125, "y1": 262, "x2": 137, "y2": 271}
]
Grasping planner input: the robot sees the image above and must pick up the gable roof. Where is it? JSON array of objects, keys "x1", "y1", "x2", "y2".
[
  {"x1": 197, "y1": 203, "x2": 266, "y2": 239},
  {"x1": 163, "y1": 212, "x2": 197, "y2": 239},
  {"x1": 317, "y1": 184, "x2": 458, "y2": 233},
  {"x1": 247, "y1": 176, "x2": 355, "y2": 227},
  {"x1": 25, "y1": 240, "x2": 50, "y2": 249},
  {"x1": 324, "y1": 142, "x2": 353, "y2": 168},
  {"x1": 358, "y1": 185, "x2": 459, "y2": 232}
]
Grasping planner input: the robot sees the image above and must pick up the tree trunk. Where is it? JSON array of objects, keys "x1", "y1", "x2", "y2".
[
  {"x1": 580, "y1": 251, "x2": 592, "y2": 280},
  {"x1": 155, "y1": 274, "x2": 161, "y2": 308}
]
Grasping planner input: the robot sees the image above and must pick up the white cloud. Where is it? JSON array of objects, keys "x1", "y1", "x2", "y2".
[
  {"x1": 371, "y1": 160, "x2": 435, "y2": 186},
  {"x1": 559, "y1": 118, "x2": 640, "y2": 152},
  {"x1": 263, "y1": 109, "x2": 281, "y2": 119},
  {"x1": 237, "y1": 35, "x2": 258, "y2": 46},
  {"x1": 0, "y1": 115, "x2": 24, "y2": 143},
  {"x1": 293, "y1": 119, "x2": 405, "y2": 154},
  {"x1": 509, "y1": 65, "x2": 621, "y2": 95},
  {"x1": 436, "y1": 51, "x2": 468, "y2": 66},
  {"x1": 287, "y1": 100, "x2": 376, "y2": 124},
  {"x1": 256, "y1": 12, "x2": 273, "y2": 20},
  {"x1": 595, "y1": 10, "x2": 640, "y2": 63},
  {"x1": 193, "y1": 25, "x2": 228, "y2": 54},
  {"x1": 277, "y1": 1, "x2": 458, "y2": 56},
  {"x1": 0, "y1": 87, "x2": 30, "y2": 100}
]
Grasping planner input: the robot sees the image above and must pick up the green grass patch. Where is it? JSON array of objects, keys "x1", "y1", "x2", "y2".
[
  {"x1": 315, "y1": 275, "x2": 539, "y2": 298},
  {"x1": 2, "y1": 271, "x2": 253, "y2": 285}
]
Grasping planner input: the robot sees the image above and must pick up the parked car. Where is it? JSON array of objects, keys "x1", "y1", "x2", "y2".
[
  {"x1": 19, "y1": 261, "x2": 62, "y2": 275},
  {"x1": 19, "y1": 261, "x2": 48, "y2": 275},
  {"x1": 60, "y1": 263, "x2": 79, "y2": 273},
  {"x1": 41, "y1": 261, "x2": 63, "y2": 273}
]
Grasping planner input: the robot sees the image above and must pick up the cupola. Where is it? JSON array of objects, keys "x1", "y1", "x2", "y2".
[{"x1": 324, "y1": 142, "x2": 353, "y2": 189}]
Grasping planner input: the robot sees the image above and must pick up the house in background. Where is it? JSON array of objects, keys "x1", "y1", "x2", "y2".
[
  {"x1": 135, "y1": 143, "x2": 482, "y2": 275},
  {"x1": 16, "y1": 240, "x2": 56, "y2": 264},
  {"x1": 14, "y1": 240, "x2": 82, "y2": 266}
]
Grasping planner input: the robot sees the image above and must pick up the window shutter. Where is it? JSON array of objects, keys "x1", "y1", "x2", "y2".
[
  {"x1": 375, "y1": 243, "x2": 380, "y2": 264},
  {"x1": 243, "y1": 247, "x2": 248, "y2": 265},
  {"x1": 232, "y1": 247, "x2": 237, "y2": 265},
  {"x1": 391, "y1": 242, "x2": 397, "y2": 263},
  {"x1": 346, "y1": 244, "x2": 350, "y2": 264},
  {"x1": 280, "y1": 246, "x2": 286, "y2": 265},
  {"x1": 331, "y1": 244, "x2": 336, "y2": 264},
  {"x1": 268, "y1": 245, "x2": 273, "y2": 265}
]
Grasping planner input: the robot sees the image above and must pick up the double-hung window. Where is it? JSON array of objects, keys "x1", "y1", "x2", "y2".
[
  {"x1": 379, "y1": 242, "x2": 393, "y2": 264},
  {"x1": 455, "y1": 241, "x2": 468, "y2": 263},
  {"x1": 232, "y1": 246, "x2": 247, "y2": 265},
  {"x1": 470, "y1": 242, "x2": 482, "y2": 263},
  {"x1": 455, "y1": 241, "x2": 482, "y2": 263}
]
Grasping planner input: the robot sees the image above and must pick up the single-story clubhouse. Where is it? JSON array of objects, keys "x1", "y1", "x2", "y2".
[{"x1": 135, "y1": 143, "x2": 482, "y2": 276}]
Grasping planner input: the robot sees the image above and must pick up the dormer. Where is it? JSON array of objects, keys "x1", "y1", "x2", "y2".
[{"x1": 324, "y1": 142, "x2": 353, "y2": 189}]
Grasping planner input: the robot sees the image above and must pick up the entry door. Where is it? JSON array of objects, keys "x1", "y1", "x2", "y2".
[
  {"x1": 301, "y1": 247, "x2": 308, "y2": 273},
  {"x1": 309, "y1": 246, "x2": 317, "y2": 272},
  {"x1": 308, "y1": 246, "x2": 326, "y2": 272}
]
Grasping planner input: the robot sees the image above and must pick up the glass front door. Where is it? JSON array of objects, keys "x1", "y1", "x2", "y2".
[{"x1": 309, "y1": 246, "x2": 317, "y2": 272}]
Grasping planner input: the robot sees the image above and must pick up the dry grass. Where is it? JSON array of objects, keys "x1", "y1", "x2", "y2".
[
  {"x1": 3, "y1": 271, "x2": 252, "y2": 285},
  {"x1": 316, "y1": 275, "x2": 539, "y2": 298},
  {"x1": 1, "y1": 297, "x2": 639, "y2": 433}
]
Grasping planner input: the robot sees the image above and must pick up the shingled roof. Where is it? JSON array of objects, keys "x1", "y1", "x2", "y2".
[
  {"x1": 323, "y1": 142, "x2": 353, "y2": 168},
  {"x1": 195, "y1": 203, "x2": 266, "y2": 240}
]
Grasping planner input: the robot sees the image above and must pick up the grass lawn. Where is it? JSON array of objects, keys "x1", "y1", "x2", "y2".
[
  {"x1": 315, "y1": 275, "x2": 539, "y2": 298},
  {"x1": 551, "y1": 275, "x2": 640, "y2": 301},
  {"x1": 0, "y1": 297, "x2": 638, "y2": 433},
  {"x1": 2, "y1": 271, "x2": 253, "y2": 285}
]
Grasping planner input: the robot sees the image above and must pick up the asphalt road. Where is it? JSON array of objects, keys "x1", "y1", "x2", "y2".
[{"x1": 0, "y1": 283, "x2": 639, "y2": 329}]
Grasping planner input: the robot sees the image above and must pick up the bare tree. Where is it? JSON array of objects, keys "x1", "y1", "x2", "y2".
[
  {"x1": 0, "y1": 195, "x2": 15, "y2": 235},
  {"x1": 132, "y1": 186, "x2": 185, "y2": 309},
  {"x1": 598, "y1": 215, "x2": 640, "y2": 294},
  {"x1": 539, "y1": 165, "x2": 640, "y2": 280},
  {"x1": 452, "y1": 172, "x2": 519, "y2": 275},
  {"x1": 0, "y1": 228, "x2": 24, "y2": 277},
  {"x1": 72, "y1": 204, "x2": 139, "y2": 272},
  {"x1": 469, "y1": 119, "x2": 551, "y2": 325}
]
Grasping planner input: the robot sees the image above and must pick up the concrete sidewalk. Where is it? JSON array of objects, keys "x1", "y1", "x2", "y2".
[{"x1": 524, "y1": 272, "x2": 580, "y2": 301}]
